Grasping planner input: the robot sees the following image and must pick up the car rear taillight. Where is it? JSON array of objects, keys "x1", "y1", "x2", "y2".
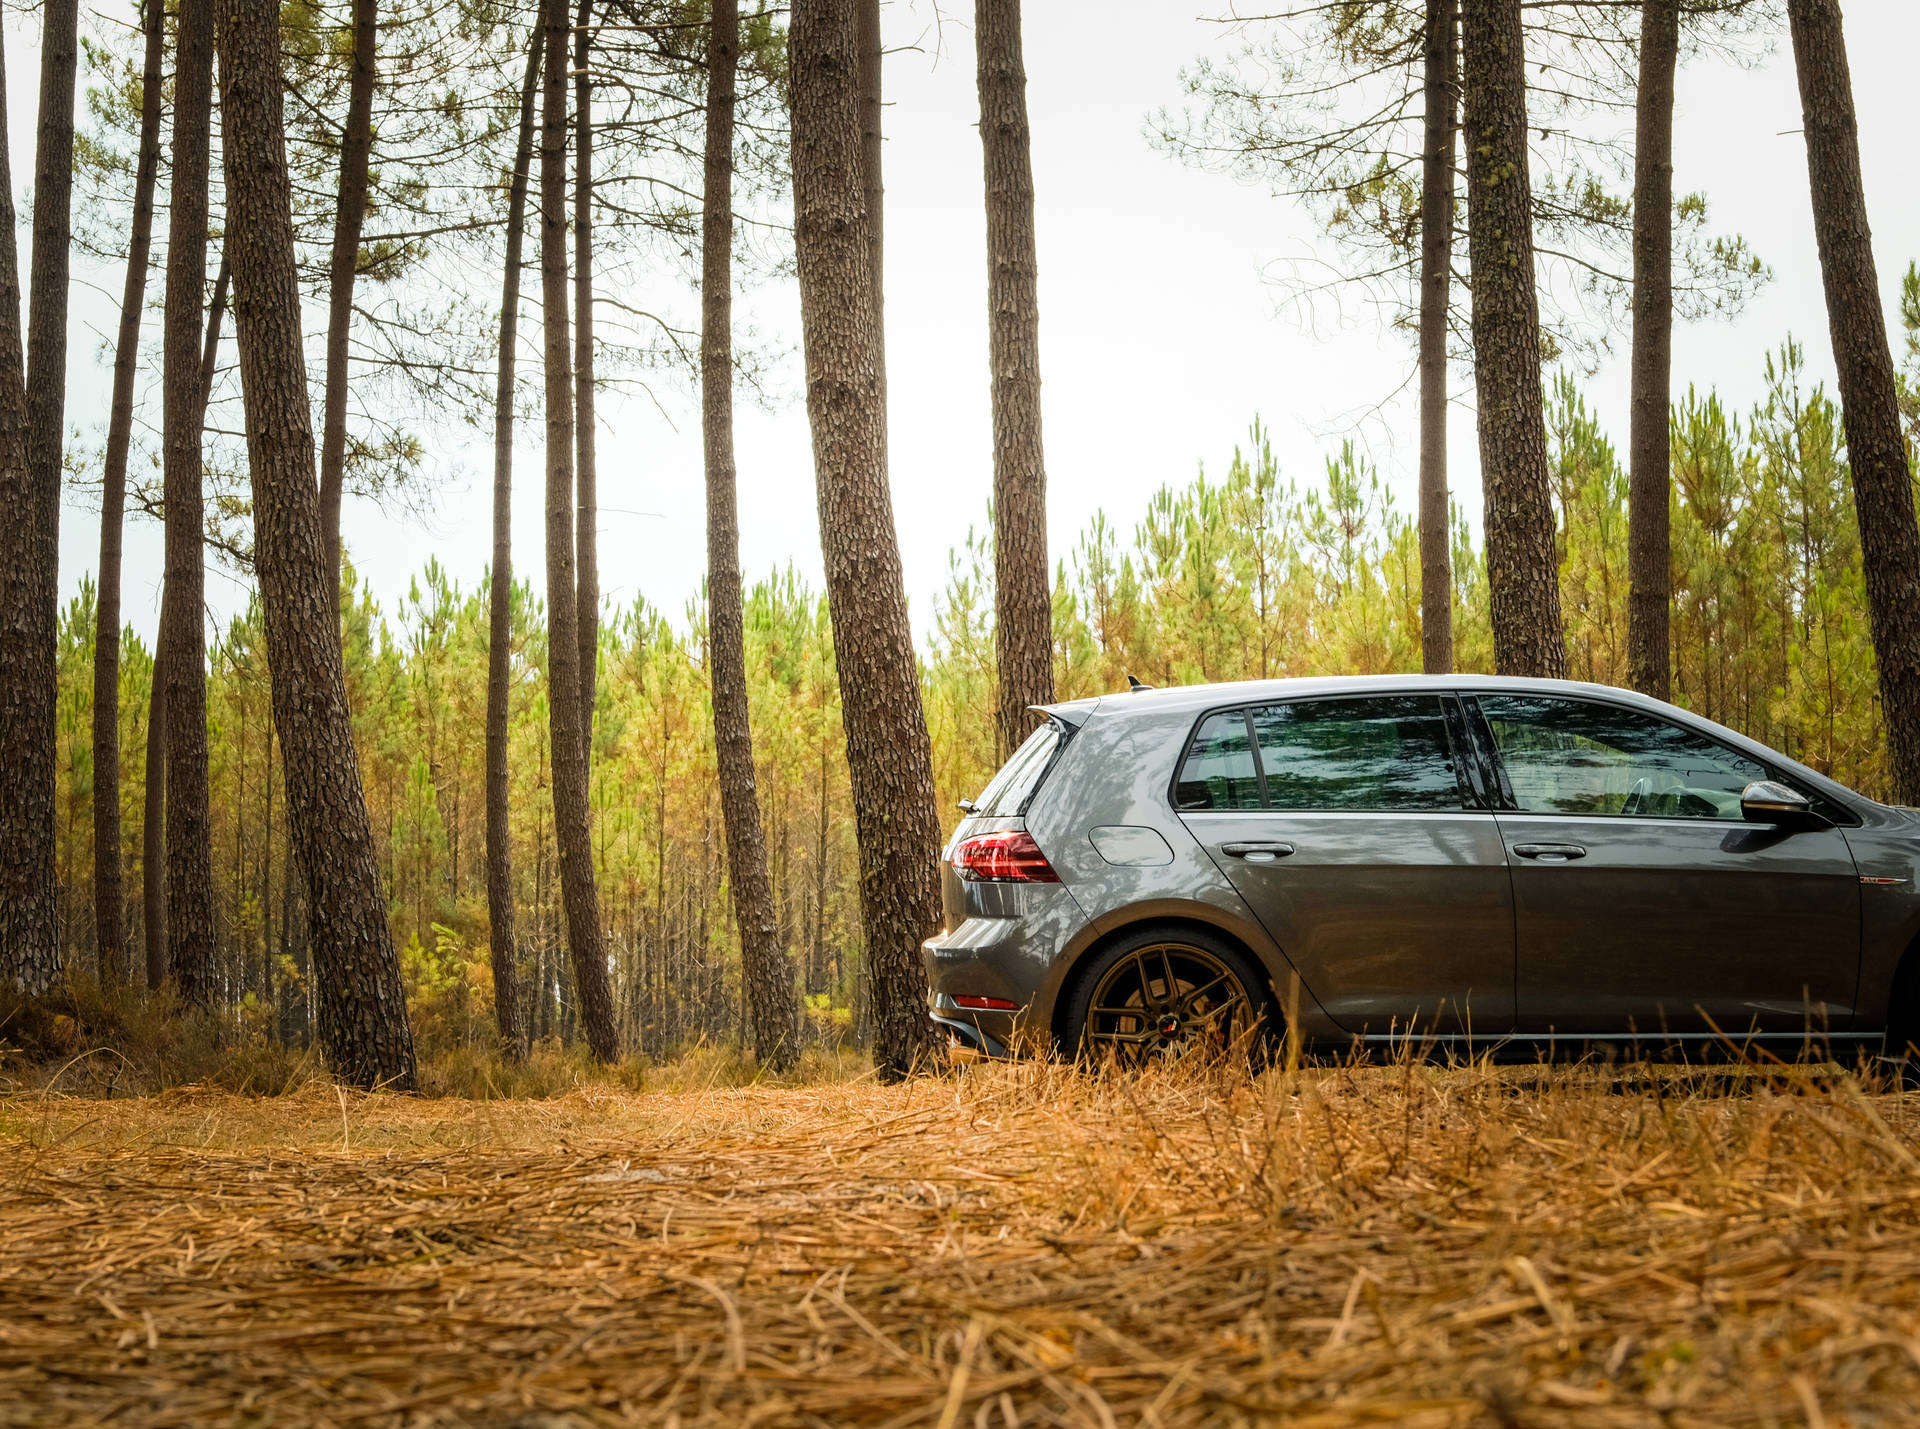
[
  {"x1": 952, "y1": 830, "x2": 1060, "y2": 883},
  {"x1": 954, "y1": 995, "x2": 1018, "y2": 1011}
]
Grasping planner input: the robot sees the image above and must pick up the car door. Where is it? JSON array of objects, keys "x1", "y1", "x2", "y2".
[
  {"x1": 1470, "y1": 692, "x2": 1861, "y2": 1037},
  {"x1": 1175, "y1": 693, "x2": 1515, "y2": 1036}
]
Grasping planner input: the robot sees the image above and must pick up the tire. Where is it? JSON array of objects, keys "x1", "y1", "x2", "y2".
[{"x1": 1062, "y1": 924, "x2": 1277, "y2": 1066}]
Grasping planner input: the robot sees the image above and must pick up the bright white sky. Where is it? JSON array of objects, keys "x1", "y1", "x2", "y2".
[{"x1": 30, "y1": 0, "x2": 1920, "y2": 653}]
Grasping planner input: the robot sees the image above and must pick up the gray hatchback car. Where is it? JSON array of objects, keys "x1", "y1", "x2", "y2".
[{"x1": 921, "y1": 675, "x2": 1920, "y2": 1064}]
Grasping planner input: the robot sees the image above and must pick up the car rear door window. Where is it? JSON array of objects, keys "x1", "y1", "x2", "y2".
[
  {"x1": 1249, "y1": 696, "x2": 1462, "y2": 811},
  {"x1": 1175, "y1": 711, "x2": 1262, "y2": 810},
  {"x1": 1477, "y1": 694, "x2": 1764, "y2": 821}
]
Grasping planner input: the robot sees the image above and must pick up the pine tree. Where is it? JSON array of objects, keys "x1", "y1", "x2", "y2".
[
  {"x1": 92, "y1": 0, "x2": 166, "y2": 989},
  {"x1": 791, "y1": 0, "x2": 942, "y2": 1078},
  {"x1": 1787, "y1": 0, "x2": 1920, "y2": 806},
  {"x1": 487, "y1": 24, "x2": 542, "y2": 1060},
  {"x1": 219, "y1": 0, "x2": 419, "y2": 1090},
  {"x1": 976, "y1": 0, "x2": 1054, "y2": 758},
  {"x1": 539, "y1": 0, "x2": 620, "y2": 1064},
  {"x1": 1460, "y1": 0, "x2": 1565, "y2": 677},
  {"x1": 705, "y1": 0, "x2": 799, "y2": 1068}
]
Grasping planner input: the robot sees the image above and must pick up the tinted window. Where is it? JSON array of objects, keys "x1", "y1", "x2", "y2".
[
  {"x1": 973, "y1": 722, "x2": 1062, "y2": 816},
  {"x1": 1478, "y1": 695, "x2": 1764, "y2": 821},
  {"x1": 1248, "y1": 696, "x2": 1461, "y2": 811},
  {"x1": 1175, "y1": 711, "x2": 1262, "y2": 810}
]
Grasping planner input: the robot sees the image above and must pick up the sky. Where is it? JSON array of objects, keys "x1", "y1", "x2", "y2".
[{"x1": 29, "y1": 0, "x2": 1920, "y2": 654}]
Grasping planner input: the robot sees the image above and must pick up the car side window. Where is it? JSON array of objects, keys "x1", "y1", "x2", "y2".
[
  {"x1": 1175, "y1": 711, "x2": 1262, "y2": 810},
  {"x1": 1477, "y1": 694, "x2": 1765, "y2": 821},
  {"x1": 1248, "y1": 696, "x2": 1462, "y2": 811}
]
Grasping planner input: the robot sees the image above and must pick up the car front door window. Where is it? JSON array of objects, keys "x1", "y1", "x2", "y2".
[{"x1": 1477, "y1": 694, "x2": 1765, "y2": 821}]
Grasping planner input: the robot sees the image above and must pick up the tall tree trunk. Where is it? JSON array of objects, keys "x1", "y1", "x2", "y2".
[
  {"x1": 1627, "y1": 0, "x2": 1677, "y2": 701},
  {"x1": 857, "y1": 0, "x2": 885, "y2": 399},
  {"x1": 790, "y1": 0, "x2": 941, "y2": 1079},
  {"x1": 0, "y1": 0, "x2": 78, "y2": 993},
  {"x1": 539, "y1": 0, "x2": 619, "y2": 1064},
  {"x1": 94, "y1": 0, "x2": 166, "y2": 990},
  {"x1": 488, "y1": 24, "x2": 541, "y2": 1060},
  {"x1": 573, "y1": 0, "x2": 599, "y2": 759},
  {"x1": 1418, "y1": 0, "x2": 1457, "y2": 675},
  {"x1": 976, "y1": 0, "x2": 1054, "y2": 759},
  {"x1": 162, "y1": 0, "x2": 217, "y2": 1006},
  {"x1": 1788, "y1": 0, "x2": 1920, "y2": 806},
  {"x1": 218, "y1": 0, "x2": 418, "y2": 1091},
  {"x1": 1459, "y1": 0, "x2": 1565, "y2": 679},
  {"x1": 142, "y1": 612, "x2": 167, "y2": 989},
  {"x1": 705, "y1": 0, "x2": 798, "y2": 1070},
  {"x1": 142, "y1": 248, "x2": 230, "y2": 995},
  {"x1": 319, "y1": 0, "x2": 377, "y2": 618}
]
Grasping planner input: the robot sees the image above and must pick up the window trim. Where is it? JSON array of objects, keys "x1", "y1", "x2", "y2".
[
  {"x1": 1465, "y1": 691, "x2": 1861, "y2": 827},
  {"x1": 1168, "y1": 693, "x2": 1478, "y2": 815}
]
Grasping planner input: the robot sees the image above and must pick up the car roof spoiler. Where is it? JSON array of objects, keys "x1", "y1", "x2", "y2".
[{"x1": 1030, "y1": 700, "x2": 1095, "y2": 732}]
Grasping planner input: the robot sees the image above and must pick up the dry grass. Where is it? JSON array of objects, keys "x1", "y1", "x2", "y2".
[{"x1": 3, "y1": 1052, "x2": 1919, "y2": 1427}]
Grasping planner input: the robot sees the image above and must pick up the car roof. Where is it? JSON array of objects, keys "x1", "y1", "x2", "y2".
[
  {"x1": 1047, "y1": 672, "x2": 1676, "y2": 722},
  {"x1": 1038, "y1": 673, "x2": 1879, "y2": 813}
]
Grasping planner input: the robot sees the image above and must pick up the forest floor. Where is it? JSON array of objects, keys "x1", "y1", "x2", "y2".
[{"x1": 3, "y1": 1056, "x2": 1920, "y2": 1427}]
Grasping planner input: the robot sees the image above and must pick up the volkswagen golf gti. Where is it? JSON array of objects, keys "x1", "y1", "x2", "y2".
[{"x1": 921, "y1": 675, "x2": 1920, "y2": 1065}]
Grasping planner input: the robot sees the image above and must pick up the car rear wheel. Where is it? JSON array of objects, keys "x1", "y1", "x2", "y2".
[{"x1": 1064, "y1": 927, "x2": 1274, "y2": 1066}]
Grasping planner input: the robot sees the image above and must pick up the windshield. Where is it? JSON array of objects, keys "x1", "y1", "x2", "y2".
[{"x1": 971, "y1": 722, "x2": 1064, "y2": 817}]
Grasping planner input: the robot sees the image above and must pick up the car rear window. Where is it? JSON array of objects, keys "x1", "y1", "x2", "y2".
[{"x1": 971, "y1": 721, "x2": 1064, "y2": 817}]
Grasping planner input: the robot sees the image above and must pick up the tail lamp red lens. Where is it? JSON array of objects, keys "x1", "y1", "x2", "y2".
[
  {"x1": 953, "y1": 995, "x2": 1018, "y2": 1011},
  {"x1": 951, "y1": 830, "x2": 1060, "y2": 883}
]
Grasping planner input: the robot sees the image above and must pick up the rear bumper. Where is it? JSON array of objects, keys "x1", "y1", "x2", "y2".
[
  {"x1": 930, "y1": 1005, "x2": 1016, "y2": 1059},
  {"x1": 922, "y1": 883, "x2": 1088, "y2": 1058}
]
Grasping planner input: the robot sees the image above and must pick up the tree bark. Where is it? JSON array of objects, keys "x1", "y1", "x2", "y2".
[
  {"x1": 142, "y1": 608, "x2": 167, "y2": 989},
  {"x1": 218, "y1": 0, "x2": 418, "y2": 1091},
  {"x1": 1459, "y1": 0, "x2": 1565, "y2": 679},
  {"x1": 573, "y1": 0, "x2": 599, "y2": 760},
  {"x1": 790, "y1": 0, "x2": 941, "y2": 1079},
  {"x1": 1788, "y1": 0, "x2": 1920, "y2": 806},
  {"x1": 162, "y1": 0, "x2": 217, "y2": 1006},
  {"x1": 1627, "y1": 0, "x2": 1677, "y2": 701},
  {"x1": 705, "y1": 0, "x2": 799, "y2": 1070},
  {"x1": 319, "y1": 0, "x2": 377, "y2": 618},
  {"x1": 488, "y1": 24, "x2": 541, "y2": 1060},
  {"x1": 0, "y1": 0, "x2": 81, "y2": 993},
  {"x1": 539, "y1": 0, "x2": 619, "y2": 1064},
  {"x1": 140, "y1": 242, "x2": 229, "y2": 996},
  {"x1": 0, "y1": 43, "x2": 35, "y2": 992},
  {"x1": 857, "y1": 0, "x2": 885, "y2": 400},
  {"x1": 94, "y1": 0, "x2": 167, "y2": 989},
  {"x1": 1418, "y1": 0, "x2": 1457, "y2": 675},
  {"x1": 976, "y1": 0, "x2": 1054, "y2": 759}
]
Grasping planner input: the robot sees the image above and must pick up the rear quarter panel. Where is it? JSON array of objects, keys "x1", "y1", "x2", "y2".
[{"x1": 1023, "y1": 701, "x2": 1342, "y2": 1038}]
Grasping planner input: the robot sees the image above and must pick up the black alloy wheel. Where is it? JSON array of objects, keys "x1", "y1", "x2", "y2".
[{"x1": 1068, "y1": 929, "x2": 1270, "y2": 1065}]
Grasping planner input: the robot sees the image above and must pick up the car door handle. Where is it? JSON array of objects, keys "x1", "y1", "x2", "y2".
[
  {"x1": 1221, "y1": 842, "x2": 1295, "y2": 863},
  {"x1": 1512, "y1": 842, "x2": 1587, "y2": 862}
]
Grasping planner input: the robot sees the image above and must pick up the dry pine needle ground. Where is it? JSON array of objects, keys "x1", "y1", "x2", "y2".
[{"x1": 3, "y1": 1056, "x2": 1920, "y2": 1427}]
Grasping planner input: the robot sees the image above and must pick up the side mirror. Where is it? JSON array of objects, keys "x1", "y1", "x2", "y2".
[{"x1": 1741, "y1": 780, "x2": 1828, "y2": 830}]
